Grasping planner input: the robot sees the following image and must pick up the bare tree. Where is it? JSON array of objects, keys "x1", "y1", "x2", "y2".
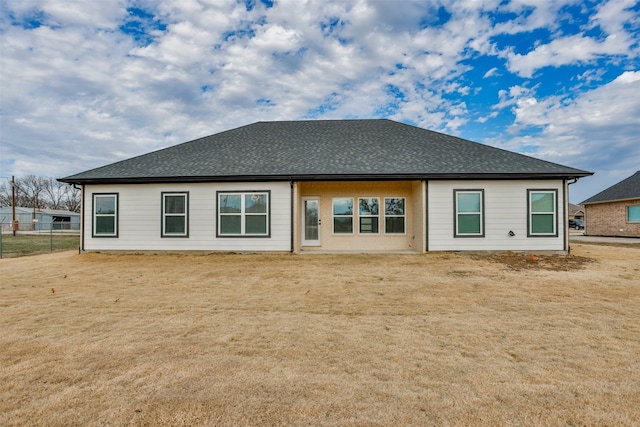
[
  {"x1": 0, "y1": 176, "x2": 81, "y2": 212},
  {"x1": 16, "y1": 175, "x2": 48, "y2": 209},
  {"x1": 63, "y1": 184, "x2": 81, "y2": 212},
  {"x1": 44, "y1": 178, "x2": 69, "y2": 210},
  {"x1": 0, "y1": 180, "x2": 11, "y2": 208}
]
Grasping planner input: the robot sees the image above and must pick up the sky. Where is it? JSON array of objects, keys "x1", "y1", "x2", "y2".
[{"x1": 1, "y1": 0, "x2": 639, "y2": 203}]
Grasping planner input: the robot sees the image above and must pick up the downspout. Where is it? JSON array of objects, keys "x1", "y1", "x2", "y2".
[
  {"x1": 290, "y1": 180, "x2": 294, "y2": 253},
  {"x1": 76, "y1": 184, "x2": 84, "y2": 253},
  {"x1": 424, "y1": 180, "x2": 428, "y2": 252}
]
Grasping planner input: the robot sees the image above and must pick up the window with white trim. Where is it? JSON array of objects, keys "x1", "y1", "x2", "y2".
[
  {"x1": 332, "y1": 197, "x2": 353, "y2": 234},
  {"x1": 384, "y1": 197, "x2": 405, "y2": 234},
  {"x1": 162, "y1": 192, "x2": 188, "y2": 237},
  {"x1": 218, "y1": 191, "x2": 269, "y2": 236},
  {"x1": 455, "y1": 190, "x2": 484, "y2": 237},
  {"x1": 528, "y1": 190, "x2": 557, "y2": 236},
  {"x1": 93, "y1": 193, "x2": 118, "y2": 237},
  {"x1": 358, "y1": 197, "x2": 379, "y2": 234}
]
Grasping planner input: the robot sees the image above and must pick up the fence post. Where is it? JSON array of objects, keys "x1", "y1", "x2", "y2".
[
  {"x1": 0, "y1": 222, "x2": 3, "y2": 259},
  {"x1": 50, "y1": 223, "x2": 53, "y2": 253}
]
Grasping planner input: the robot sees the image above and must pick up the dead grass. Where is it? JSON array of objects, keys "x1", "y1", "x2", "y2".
[{"x1": 1, "y1": 244, "x2": 639, "y2": 426}]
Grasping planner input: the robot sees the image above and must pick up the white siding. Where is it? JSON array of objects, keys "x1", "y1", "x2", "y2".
[
  {"x1": 83, "y1": 182, "x2": 291, "y2": 252},
  {"x1": 428, "y1": 180, "x2": 566, "y2": 251}
]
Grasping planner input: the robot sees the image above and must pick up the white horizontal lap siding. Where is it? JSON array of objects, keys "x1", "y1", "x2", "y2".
[
  {"x1": 428, "y1": 180, "x2": 565, "y2": 251},
  {"x1": 83, "y1": 182, "x2": 291, "y2": 252}
]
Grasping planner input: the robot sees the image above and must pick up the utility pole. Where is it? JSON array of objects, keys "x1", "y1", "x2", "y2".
[{"x1": 12, "y1": 176, "x2": 16, "y2": 236}]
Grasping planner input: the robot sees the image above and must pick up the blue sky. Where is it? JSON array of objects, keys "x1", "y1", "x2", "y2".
[{"x1": 1, "y1": 0, "x2": 639, "y2": 203}]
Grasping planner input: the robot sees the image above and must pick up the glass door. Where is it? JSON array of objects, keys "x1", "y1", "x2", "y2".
[{"x1": 302, "y1": 197, "x2": 321, "y2": 246}]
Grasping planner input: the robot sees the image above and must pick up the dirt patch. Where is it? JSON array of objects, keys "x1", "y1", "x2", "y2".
[{"x1": 478, "y1": 251, "x2": 595, "y2": 271}]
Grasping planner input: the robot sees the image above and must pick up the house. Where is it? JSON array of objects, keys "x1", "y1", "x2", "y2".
[
  {"x1": 0, "y1": 207, "x2": 80, "y2": 232},
  {"x1": 59, "y1": 119, "x2": 592, "y2": 253},
  {"x1": 568, "y1": 203, "x2": 585, "y2": 220},
  {"x1": 581, "y1": 171, "x2": 640, "y2": 237}
]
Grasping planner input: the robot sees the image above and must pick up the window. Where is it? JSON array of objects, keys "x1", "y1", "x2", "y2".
[
  {"x1": 628, "y1": 206, "x2": 640, "y2": 223},
  {"x1": 358, "y1": 197, "x2": 379, "y2": 234},
  {"x1": 455, "y1": 190, "x2": 484, "y2": 237},
  {"x1": 384, "y1": 197, "x2": 405, "y2": 234},
  {"x1": 528, "y1": 190, "x2": 557, "y2": 236},
  {"x1": 162, "y1": 192, "x2": 188, "y2": 237},
  {"x1": 93, "y1": 193, "x2": 118, "y2": 237},
  {"x1": 218, "y1": 191, "x2": 269, "y2": 236},
  {"x1": 332, "y1": 197, "x2": 353, "y2": 234}
]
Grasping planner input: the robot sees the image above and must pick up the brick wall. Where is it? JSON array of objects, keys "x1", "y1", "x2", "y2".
[{"x1": 585, "y1": 199, "x2": 640, "y2": 237}]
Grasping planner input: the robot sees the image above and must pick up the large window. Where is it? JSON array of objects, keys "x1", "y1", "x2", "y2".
[
  {"x1": 162, "y1": 192, "x2": 188, "y2": 237},
  {"x1": 628, "y1": 205, "x2": 640, "y2": 223},
  {"x1": 358, "y1": 197, "x2": 379, "y2": 234},
  {"x1": 455, "y1": 190, "x2": 484, "y2": 237},
  {"x1": 384, "y1": 197, "x2": 405, "y2": 234},
  {"x1": 218, "y1": 191, "x2": 270, "y2": 236},
  {"x1": 332, "y1": 197, "x2": 353, "y2": 234},
  {"x1": 93, "y1": 193, "x2": 118, "y2": 237},
  {"x1": 528, "y1": 190, "x2": 557, "y2": 236}
]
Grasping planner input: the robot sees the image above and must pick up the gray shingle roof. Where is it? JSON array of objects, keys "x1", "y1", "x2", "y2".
[
  {"x1": 581, "y1": 171, "x2": 640, "y2": 204},
  {"x1": 59, "y1": 119, "x2": 592, "y2": 184},
  {"x1": 569, "y1": 203, "x2": 585, "y2": 215}
]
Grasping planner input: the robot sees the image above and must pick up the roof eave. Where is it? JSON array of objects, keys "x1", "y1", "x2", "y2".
[
  {"x1": 58, "y1": 171, "x2": 593, "y2": 185},
  {"x1": 582, "y1": 196, "x2": 640, "y2": 205}
]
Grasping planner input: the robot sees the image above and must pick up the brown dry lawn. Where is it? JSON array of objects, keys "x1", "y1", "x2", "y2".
[{"x1": 1, "y1": 243, "x2": 639, "y2": 426}]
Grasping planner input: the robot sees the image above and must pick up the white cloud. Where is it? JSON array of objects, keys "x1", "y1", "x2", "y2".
[
  {"x1": 498, "y1": 0, "x2": 639, "y2": 78},
  {"x1": 506, "y1": 33, "x2": 629, "y2": 78},
  {"x1": 615, "y1": 70, "x2": 640, "y2": 83},
  {"x1": 485, "y1": 71, "x2": 640, "y2": 202},
  {"x1": 590, "y1": 0, "x2": 639, "y2": 36},
  {"x1": 0, "y1": 0, "x2": 638, "y2": 207},
  {"x1": 483, "y1": 67, "x2": 498, "y2": 78}
]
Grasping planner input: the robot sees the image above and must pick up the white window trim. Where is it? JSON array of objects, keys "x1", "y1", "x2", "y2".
[
  {"x1": 358, "y1": 197, "x2": 380, "y2": 235},
  {"x1": 332, "y1": 197, "x2": 354, "y2": 235},
  {"x1": 93, "y1": 193, "x2": 118, "y2": 237},
  {"x1": 217, "y1": 191, "x2": 270, "y2": 237},
  {"x1": 528, "y1": 189, "x2": 558, "y2": 237},
  {"x1": 384, "y1": 197, "x2": 406, "y2": 235},
  {"x1": 454, "y1": 190, "x2": 484, "y2": 237},
  {"x1": 162, "y1": 192, "x2": 189, "y2": 237}
]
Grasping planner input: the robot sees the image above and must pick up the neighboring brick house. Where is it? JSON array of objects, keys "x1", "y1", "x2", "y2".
[{"x1": 581, "y1": 171, "x2": 640, "y2": 237}]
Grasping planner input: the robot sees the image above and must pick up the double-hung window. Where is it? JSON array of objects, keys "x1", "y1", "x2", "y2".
[
  {"x1": 162, "y1": 192, "x2": 188, "y2": 237},
  {"x1": 627, "y1": 206, "x2": 640, "y2": 223},
  {"x1": 358, "y1": 197, "x2": 379, "y2": 234},
  {"x1": 454, "y1": 190, "x2": 484, "y2": 237},
  {"x1": 218, "y1": 191, "x2": 269, "y2": 236},
  {"x1": 384, "y1": 197, "x2": 405, "y2": 234},
  {"x1": 93, "y1": 193, "x2": 118, "y2": 237},
  {"x1": 332, "y1": 198, "x2": 353, "y2": 234},
  {"x1": 528, "y1": 190, "x2": 557, "y2": 236}
]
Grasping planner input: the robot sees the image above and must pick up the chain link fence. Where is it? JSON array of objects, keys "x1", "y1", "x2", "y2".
[{"x1": 0, "y1": 221, "x2": 81, "y2": 258}]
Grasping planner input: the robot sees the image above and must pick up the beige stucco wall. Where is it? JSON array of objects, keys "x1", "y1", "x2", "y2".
[
  {"x1": 297, "y1": 181, "x2": 423, "y2": 252},
  {"x1": 585, "y1": 199, "x2": 640, "y2": 237},
  {"x1": 412, "y1": 180, "x2": 426, "y2": 253}
]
